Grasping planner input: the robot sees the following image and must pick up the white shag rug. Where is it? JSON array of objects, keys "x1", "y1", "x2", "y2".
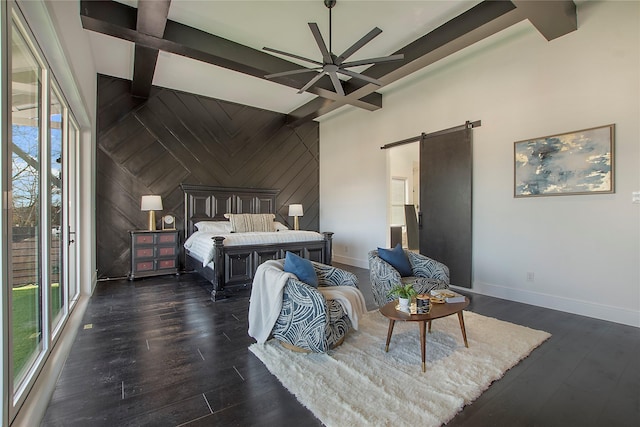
[{"x1": 249, "y1": 310, "x2": 550, "y2": 427}]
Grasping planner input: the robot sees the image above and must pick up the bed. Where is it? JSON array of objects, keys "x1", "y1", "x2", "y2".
[{"x1": 181, "y1": 184, "x2": 333, "y2": 301}]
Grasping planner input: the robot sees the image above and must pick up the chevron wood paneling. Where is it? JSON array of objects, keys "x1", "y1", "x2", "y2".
[{"x1": 96, "y1": 75, "x2": 319, "y2": 279}]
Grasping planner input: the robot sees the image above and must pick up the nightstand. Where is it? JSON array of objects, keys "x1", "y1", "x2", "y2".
[{"x1": 129, "y1": 230, "x2": 179, "y2": 280}]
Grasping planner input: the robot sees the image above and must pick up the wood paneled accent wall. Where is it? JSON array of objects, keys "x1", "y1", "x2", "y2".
[{"x1": 96, "y1": 75, "x2": 319, "y2": 279}]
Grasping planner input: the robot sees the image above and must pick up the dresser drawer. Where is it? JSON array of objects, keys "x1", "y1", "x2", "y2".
[
  {"x1": 135, "y1": 261, "x2": 154, "y2": 272},
  {"x1": 135, "y1": 234, "x2": 154, "y2": 245},
  {"x1": 157, "y1": 246, "x2": 176, "y2": 257},
  {"x1": 157, "y1": 259, "x2": 176, "y2": 269},
  {"x1": 135, "y1": 248, "x2": 154, "y2": 258},
  {"x1": 157, "y1": 233, "x2": 177, "y2": 244}
]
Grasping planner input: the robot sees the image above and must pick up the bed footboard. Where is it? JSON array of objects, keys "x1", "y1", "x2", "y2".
[{"x1": 201, "y1": 232, "x2": 333, "y2": 301}]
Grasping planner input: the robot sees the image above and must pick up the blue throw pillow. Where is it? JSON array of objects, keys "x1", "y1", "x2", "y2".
[
  {"x1": 284, "y1": 251, "x2": 318, "y2": 287},
  {"x1": 377, "y1": 244, "x2": 413, "y2": 277}
]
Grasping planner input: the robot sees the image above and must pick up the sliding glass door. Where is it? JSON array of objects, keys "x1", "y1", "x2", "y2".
[{"x1": 3, "y1": 4, "x2": 82, "y2": 420}]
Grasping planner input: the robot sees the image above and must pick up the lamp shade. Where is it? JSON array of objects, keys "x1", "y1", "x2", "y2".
[
  {"x1": 141, "y1": 195, "x2": 163, "y2": 211},
  {"x1": 288, "y1": 204, "x2": 303, "y2": 217}
]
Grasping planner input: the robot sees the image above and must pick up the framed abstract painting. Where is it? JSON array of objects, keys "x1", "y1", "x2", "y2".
[{"x1": 514, "y1": 124, "x2": 614, "y2": 197}]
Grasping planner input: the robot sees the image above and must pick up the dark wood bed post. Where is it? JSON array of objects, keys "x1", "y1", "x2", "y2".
[
  {"x1": 323, "y1": 232, "x2": 334, "y2": 265},
  {"x1": 212, "y1": 236, "x2": 226, "y2": 301}
]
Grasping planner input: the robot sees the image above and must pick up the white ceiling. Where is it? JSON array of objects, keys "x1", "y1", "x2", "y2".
[{"x1": 85, "y1": 1, "x2": 485, "y2": 115}]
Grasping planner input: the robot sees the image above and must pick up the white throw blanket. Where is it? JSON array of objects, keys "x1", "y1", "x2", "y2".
[
  {"x1": 248, "y1": 261, "x2": 368, "y2": 343},
  {"x1": 248, "y1": 260, "x2": 296, "y2": 344},
  {"x1": 318, "y1": 286, "x2": 367, "y2": 330}
]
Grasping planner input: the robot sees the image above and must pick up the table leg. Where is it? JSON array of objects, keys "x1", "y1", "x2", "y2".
[
  {"x1": 385, "y1": 319, "x2": 395, "y2": 352},
  {"x1": 428, "y1": 320, "x2": 432, "y2": 333},
  {"x1": 457, "y1": 311, "x2": 469, "y2": 348},
  {"x1": 419, "y1": 321, "x2": 427, "y2": 372}
]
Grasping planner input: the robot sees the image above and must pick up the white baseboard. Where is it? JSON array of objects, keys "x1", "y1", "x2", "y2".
[
  {"x1": 471, "y1": 281, "x2": 640, "y2": 328},
  {"x1": 332, "y1": 254, "x2": 368, "y2": 269}
]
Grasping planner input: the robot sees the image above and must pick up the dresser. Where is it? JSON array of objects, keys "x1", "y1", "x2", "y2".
[{"x1": 129, "y1": 230, "x2": 179, "y2": 280}]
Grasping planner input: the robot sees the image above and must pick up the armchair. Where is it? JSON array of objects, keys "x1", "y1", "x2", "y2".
[
  {"x1": 270, "y1": 261, "x2": 360, "y2": 353},
  {"x1": 368, "y1": 249, "x2": 450, "y2": 307}
]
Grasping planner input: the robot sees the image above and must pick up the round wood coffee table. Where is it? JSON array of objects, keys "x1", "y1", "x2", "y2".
[{"x1": 379, "y1": 297, "x2": 470, "y2": 372}]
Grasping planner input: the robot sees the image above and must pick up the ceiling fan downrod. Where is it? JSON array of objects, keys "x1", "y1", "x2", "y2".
[{"x1": 325, "y1": 0, "x2": 336, "y2": 55}]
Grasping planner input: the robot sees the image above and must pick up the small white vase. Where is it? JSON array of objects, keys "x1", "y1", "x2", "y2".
[{"x1": 398, "y1": 297, "x2": 410, "y2": 309}]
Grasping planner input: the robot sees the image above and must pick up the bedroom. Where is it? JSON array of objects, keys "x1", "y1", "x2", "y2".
[{"x1": 1, "y1": 0, "x2": 638, "y2": 425}]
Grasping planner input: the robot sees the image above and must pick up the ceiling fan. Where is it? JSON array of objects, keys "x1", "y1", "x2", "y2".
[{"x1": 263, "y1": 0, "x2": 404, "y2": 96}]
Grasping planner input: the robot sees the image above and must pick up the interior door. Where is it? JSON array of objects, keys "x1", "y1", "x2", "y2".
[{"x1": 419, "y1": 128, "x2": 472, "y2": 287}]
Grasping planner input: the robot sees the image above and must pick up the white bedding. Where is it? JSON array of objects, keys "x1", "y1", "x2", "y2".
[{"x1": 184, "y1": 230, "x2": 325, "y2": 267}]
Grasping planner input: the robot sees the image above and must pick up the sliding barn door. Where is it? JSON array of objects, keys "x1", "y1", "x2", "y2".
[{"x1": 419, "y1": 129, "x2": 472, "y2": 287}]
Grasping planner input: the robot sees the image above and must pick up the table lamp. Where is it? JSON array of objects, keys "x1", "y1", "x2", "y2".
[
  {"x1": 141, "y1": 195, "x2": 163, "y2": 231},
  {"x1": 288, "y1": 204, "x2": 303, "y2": 230}
]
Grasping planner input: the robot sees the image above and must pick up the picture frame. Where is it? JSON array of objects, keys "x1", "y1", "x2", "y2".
[{"x1": 514, "y1": 124, "x2": 614, "y2": 198}]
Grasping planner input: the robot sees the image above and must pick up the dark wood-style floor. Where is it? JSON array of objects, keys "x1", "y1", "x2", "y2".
[{"x1": 42, "y1": 264, "x2": 639, "y2": 426}]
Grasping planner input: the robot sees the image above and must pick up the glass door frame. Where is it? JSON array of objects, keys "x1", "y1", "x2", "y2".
[
  {"x1": 49, "y1": 81, "x2": 66, "y2": 338},
  {"x1": 4, "y1": 3, "x2": 81, "y2": 420}
]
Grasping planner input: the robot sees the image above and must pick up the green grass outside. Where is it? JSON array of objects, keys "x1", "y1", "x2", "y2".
[{"x1": 12, "y1": 283, "x2": 61, "y2": 381}]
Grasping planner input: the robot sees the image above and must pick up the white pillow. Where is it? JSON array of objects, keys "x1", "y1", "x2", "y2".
[
  {"x1": 195, "y1": 221, "x2": 232, "y2": 234},
  {"x1": 274, "y1": 221, "x2": 289, "y2": 231}
]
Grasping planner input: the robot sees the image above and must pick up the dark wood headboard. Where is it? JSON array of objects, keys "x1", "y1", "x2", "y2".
[{"x1": 180, "y1": 184, "x2": 279, "y2": 237}]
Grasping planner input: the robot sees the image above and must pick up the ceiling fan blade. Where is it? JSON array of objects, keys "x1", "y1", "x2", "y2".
[
  {"x1": 335, "y1": 27, "x2": 382, "y2": 65},
  {"x1": 337, "y1": 68, "x2": 383, "y2": 86},
  {"x1": 265, "y1": 67, "x2": 322, "y2": 79},
  {"x1": 340, "y1": 53, "x2": 404, "y2": 68},
  {"x1": 328, "y1": 71, "x2": 345, "y2": 96},
  {"x1": 297, "y1": 72, "x2": 326, "y2": 94},
  {"x1": 308, "y1": 23, "x2": 332, "y2": 64},
  {"x1": 263, "y1": 47, "x2": 323, "y2": 66}
]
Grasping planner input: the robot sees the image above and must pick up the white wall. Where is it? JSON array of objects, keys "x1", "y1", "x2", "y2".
[{"x1": 320, "y1": 1, "x2": 639, "y2": 327}]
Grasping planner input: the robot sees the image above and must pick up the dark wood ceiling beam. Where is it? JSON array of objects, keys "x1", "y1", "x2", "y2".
[
  {"x1": 163, "y1": 20, "x2": 382, "y2": 111},
  {"x1": 511, "y1": 0, "x2": 577, "y2": 41},
  {"x1": 131, "y1": 0, "x2": 170, "y2": 98},
  {"x1": 131, "y1": 45, "x2": 159, "y2": 98},
  {"x1": 79, "y1": 0, "x2": 381, "y2": 111}
]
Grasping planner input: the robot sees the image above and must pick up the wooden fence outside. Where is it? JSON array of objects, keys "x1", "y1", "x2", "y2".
[{"x1": 11, "y1": 233, "x2": 61, "y2": 287}]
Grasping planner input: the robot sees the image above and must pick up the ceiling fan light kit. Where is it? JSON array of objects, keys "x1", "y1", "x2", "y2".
[{"x1": 263, "y1": 0, "x2": 403, "y2": 96}]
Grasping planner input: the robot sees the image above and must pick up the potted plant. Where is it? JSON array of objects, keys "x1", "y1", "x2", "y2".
[{"x1": 387, "y1": 283, "x2": 417, "y2": 308}]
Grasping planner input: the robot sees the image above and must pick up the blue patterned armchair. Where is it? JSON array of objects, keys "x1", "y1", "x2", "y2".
[
  {"x1": 368, "y1": 250, "x2": 450, "y2": 307},
  {"x1": 271, "y1": 261, "x2": 359, "y2": 353}
]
